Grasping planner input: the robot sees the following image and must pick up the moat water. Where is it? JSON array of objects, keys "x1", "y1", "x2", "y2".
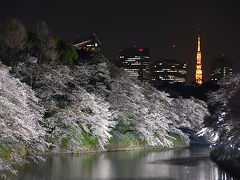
[{"x1": 11, "y1": 146, "x2": 235, "y2": 180}]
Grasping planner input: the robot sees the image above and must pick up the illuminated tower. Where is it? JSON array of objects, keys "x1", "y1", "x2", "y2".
[{"x1": 195, "y1": 33, "x2": 202, "y2": 85}]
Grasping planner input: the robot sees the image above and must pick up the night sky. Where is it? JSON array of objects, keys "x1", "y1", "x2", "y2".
[{"x1": 0, "y1": 0, "x2": 239, "y2": 82}]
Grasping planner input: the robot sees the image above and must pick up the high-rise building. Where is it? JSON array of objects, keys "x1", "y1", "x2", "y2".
[
  {"x1": 118, "y1": 48, "x2": 150, "y2": 82},
  {"x1": 150, "y1": 59, "x2": 187, "y2": 84},
  {"x1": 211, "y1": 57, "x2": 233, "y2": 82},
  {"x1": 195, "y1": 33, "x2": 203, "y2": 85}
]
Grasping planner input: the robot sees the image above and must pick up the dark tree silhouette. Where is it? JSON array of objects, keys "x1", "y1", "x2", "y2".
[{"x1": 201, "y1": 74, "x2": 240, "y2": 160}]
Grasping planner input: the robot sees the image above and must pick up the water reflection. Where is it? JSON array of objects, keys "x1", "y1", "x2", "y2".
[{"x1": 11, "y1": 146, "x2": 235, "y2": 180}]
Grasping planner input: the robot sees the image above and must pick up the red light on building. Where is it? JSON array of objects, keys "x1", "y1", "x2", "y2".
[{"x1": 139, "y1": 48, "x2": 143, "y2": 52}]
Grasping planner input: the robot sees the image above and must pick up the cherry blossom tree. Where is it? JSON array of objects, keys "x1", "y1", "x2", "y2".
[
  {"x1": 199, "y1": 74, "x2": 240, "y2": 160},
  {"x1": 0, "y1": 64, "x2": 46, "y2": 173},
  {"x1": 107, "y1": 74, "x2": 208, "y2": 147},
  {"x1": 12, "y1": 59, "x2": 115, "y2": 151},
  {"x1": 11, "y1": 56, "x2": 208, "y2": 151}
]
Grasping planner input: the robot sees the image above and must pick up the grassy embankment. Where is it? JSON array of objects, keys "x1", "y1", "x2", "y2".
[
  {"x1": 0, "y1": 53, "x2": 187, "y2": 175},
  {"x1": 55, "y1": 117, "x2": 187, "y2": 153}
]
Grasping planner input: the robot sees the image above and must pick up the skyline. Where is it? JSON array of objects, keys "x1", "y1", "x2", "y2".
[
  {"x1": 0, "y1": 0, "x2": 240, "y2": 81},
  {"x1": 1, "y1": 1, "x2": 240, "y2": 178}
]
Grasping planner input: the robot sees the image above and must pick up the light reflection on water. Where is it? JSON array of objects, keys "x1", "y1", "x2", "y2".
[{"x1": 11, "y1": 146, "x2": 235, "y2": 180}]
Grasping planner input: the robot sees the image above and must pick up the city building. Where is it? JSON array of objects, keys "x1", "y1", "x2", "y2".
[
  {"x1": 195, "y1": 33, "x2": 203, "y2": 85},
  {"x1": 211, "y1": 57, "x2": 233, "y2": 82},
  {"x1": 73, "y1": 34, "x2": 102, "y2": 52},
  {"x1": 150, "y1": 59, "x2": 187, "y2": 85},
  {"x1": 118, "y1": 48, "x2": 150, "y2": 82}
]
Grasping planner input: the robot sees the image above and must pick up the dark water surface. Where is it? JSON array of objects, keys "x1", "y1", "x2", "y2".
[{"x1": 11, "y1": 146, "x2": 235, "y2": 180}]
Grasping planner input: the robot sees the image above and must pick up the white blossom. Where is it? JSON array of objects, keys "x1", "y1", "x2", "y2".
[
  {"x1": 200, "y1": 74, "x2": 240, "y2": 159},
  {"x1": 0, "y1": 64, "x2": 46, "y2": 172}
]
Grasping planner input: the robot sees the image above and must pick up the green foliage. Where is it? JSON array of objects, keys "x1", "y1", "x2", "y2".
[
  {"x1": 90, "y1": 53, "x2": 121, "y2": 78},
  {"x1": 48, "y1": 126, "x2": 81, "y2": 150},
  {"x1": 168, "y1": 134, "x2": 182, "y2": 142},
  {"x1": 54, "y1": 95, "x2": 70, "y2": 109},
  {"x1": 0, "y1": 37, "x2": 15, "y2": 66},
  {"x1": 138, "y1": 138, "x2": 147, "y2": 145},
  {"x1": 1, "y1": 18, "x2": 27, "y2": 50},
  {"x1": 107, "y1": 59, "x2": 121, "y2": 78},
  {"x1": 127, "y1": 115, "x2": 136, "y2": 120},
  {"x1": 57, "y1": 40, "x2": 78, "y2": 66},
  {"x1": 34, "y1": 21, "x2": 59, "y2": 63},
  {"x1": 43, "y1": 110, "x2": 56, "y2": 119},
  {"x1": 108, "y1": 118, "x2": 140, "y2": 145},
  {"x1": 232, "y1": 153, "x2": 240, "y2": 159},
  {"x1": 109, "y1": 130, "x2": 136, "y2": 144},
  {"x1": 154, "y1": 133, "x2": 161, "y2": 139},
  {"x1": 109, "y1": 130, "x2": 121, "y2": 143},
  {"x1": 116, "y1": 119, "x2": 128, "y2": 133},
  {"x1": 122, "y1": 132, "x2": 135, "y2": 143},
  {"x1": 49, "y1": 127, "x2": 99, "y2": 150},
  {"x1": 0, "y1": 143, "x2": 12, "y2": 161},
  {"x1": 48, "y1": 135, "x2": 58, "y2": 146},
  {"x1": 60, "y1": 137, "x2": 71, "y2": 149},
  {"x1": 154, "y1": 133, "x2": 181, "y2": 143},
  {"x1": 80, "y1": 130, "x2": 98, "y2": 148},
  {"x1": 25, "y1": 32, "x2": 41, "y2": 57},
  {"x1": 0, "y1": 18, "x2": 27, "y2": 66}
]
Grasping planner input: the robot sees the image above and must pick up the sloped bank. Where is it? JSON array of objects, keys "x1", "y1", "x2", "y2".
[
  {"x1": 65, "y1": 130, "x2": 188, "y2": 153},
  {"x1": 1, "y1": 54, "x2": 208, "y2": 177},
  {"x1": 210, "y1": 149, "x2": 240, "y2": 178},
  {"x1": 11, "y1": 55, "x2": 207, "y2": 153},
  {"x1": 198, "y1": 74, "x2": 240, "y2": 178}
]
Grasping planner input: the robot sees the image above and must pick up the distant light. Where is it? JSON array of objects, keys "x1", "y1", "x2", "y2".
[
  {"x1": 139, "y1": 48, "x2": 143, "y2": 52},
  {"x1": 93, "y1": 33, "x2": 96, "y2": 36},
  {"x1": 172, "y1": 44, "x2": 176, "y2": 48}
]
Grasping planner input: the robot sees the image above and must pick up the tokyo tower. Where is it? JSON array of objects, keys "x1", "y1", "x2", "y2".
[{"x1": 195, "y1": 33, "x2": 202, "y2": 85}]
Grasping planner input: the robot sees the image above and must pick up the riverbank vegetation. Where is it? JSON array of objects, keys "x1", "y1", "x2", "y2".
[
  {"x1": 0, "y1": 18, "x2": 208, "y2": 175},
  {"x1": 200, "y1": 75, "x2": 240, "y2": 159},
  {"x1": 197, "y1": 74, "x2": 240, "y2": 177}
]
